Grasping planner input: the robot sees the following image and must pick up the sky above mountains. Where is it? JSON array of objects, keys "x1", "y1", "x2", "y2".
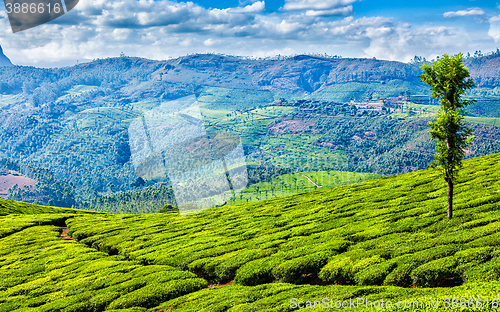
[{"x1": 0, "y1": 0, "x2": 499, "y2": 67}]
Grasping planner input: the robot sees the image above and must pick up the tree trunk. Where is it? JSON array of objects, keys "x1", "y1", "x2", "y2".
[{"x1": 447, "y1": 178, "x2": 453, "y2": 219}]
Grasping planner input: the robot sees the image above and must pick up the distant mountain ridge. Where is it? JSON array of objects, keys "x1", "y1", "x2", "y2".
[
  {"x1": 0, "y1": 52, "x2": 499, "y2": 97},
  {"x1": 0, "y1": 46, "x2": 12, "y2": 67},
  {"x1": 164, "y1": 54, "x2": 423, "y2": 94}
]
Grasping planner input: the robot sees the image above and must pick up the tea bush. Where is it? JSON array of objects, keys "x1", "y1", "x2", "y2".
[{"x1": 2, "y1": 153, "x2": 500, "y2": 310}]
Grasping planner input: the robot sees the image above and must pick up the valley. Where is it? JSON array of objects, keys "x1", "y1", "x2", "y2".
[{"x1": 1, "y1": 53, "x2": 500, "y2": 213}]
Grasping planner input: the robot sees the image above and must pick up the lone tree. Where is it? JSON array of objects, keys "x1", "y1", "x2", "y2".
[{"x1": 420, "y1": 53, "x2": 475, "y2": 219}]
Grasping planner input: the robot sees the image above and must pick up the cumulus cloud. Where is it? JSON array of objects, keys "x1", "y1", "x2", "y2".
[
  {"x1": 229, "y1": 1, "x2": 265, "y2": 13},
  {"x1": 282, "y1": 0, "x2": 356, "y2": 11},
  {"x1": 489, "y1": 16, "x2": 500, "y2": 42},
  {"x1": 63, "y1": 0, "x2": 259, "y2": 30},
  {"x1": 364, "y1": 25, "x2": 470, "y2": 62},
  {"x1": 204, "y1": 38, "x2": 224, "y2": 46},
  {"x1": 0, "y1": 0, "x2": 494, "y2": 67},
  {"x1": 305, "y1": 5, "x2": 353, "y2": 17},
  {"x1": 443, "y1": 8, "x2": 485, "y2": 18}
]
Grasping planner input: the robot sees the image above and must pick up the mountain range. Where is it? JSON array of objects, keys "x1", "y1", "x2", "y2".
[{"x1": 1, "y1": 51, "x2": 500, "y2": 212}]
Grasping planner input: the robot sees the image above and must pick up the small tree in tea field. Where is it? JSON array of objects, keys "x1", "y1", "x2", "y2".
[{"x1": 420, "y1": 53, "x2": 476, "y2": 219}]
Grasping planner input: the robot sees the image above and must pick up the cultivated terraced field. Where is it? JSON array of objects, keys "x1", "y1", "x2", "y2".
[{"x1": 1, "y1": 153, "x2": 500, "y2": 311}]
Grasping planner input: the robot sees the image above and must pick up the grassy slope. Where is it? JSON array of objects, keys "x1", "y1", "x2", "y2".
[
  {"x1": 0, "y1": 198, "x2": 91, "y2": 216},
  {"x1": 0, "y1": 198, "x2": 97, "y2": 241},
  {"x1": 229, "y1": 170, "x2": 380, "y2": 205},
  {"x1": 1, "y1": 153, "x2": 500, "y2": 311}
]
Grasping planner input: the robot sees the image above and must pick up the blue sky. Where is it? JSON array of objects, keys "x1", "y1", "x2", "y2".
[{"x1": 1, "y1": 0, "x2": 500, "y2": 67}]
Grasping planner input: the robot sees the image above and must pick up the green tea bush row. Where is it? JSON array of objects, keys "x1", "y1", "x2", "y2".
[{"x1": 0, "y1": 224, "x2": 208, "y2": 311}]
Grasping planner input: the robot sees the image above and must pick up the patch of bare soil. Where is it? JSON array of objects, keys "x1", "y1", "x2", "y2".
[
  {"x1": 300, "y1": 273, "x2": 328, "y2": 285},
  {"x1": 0, "y1": 174, "x2": 36, "y2": 197},
  {"x1": 208, "y1": 280, "x2": 233, "y2": 288},
  {"x1": 269, "y1": 120, "x2": 317, "y2": 134},
  {"x1": 60, "y1": 227, "x2": 75, "y2": 241}
]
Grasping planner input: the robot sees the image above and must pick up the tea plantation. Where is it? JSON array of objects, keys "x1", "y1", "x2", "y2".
[{"x1": 1, "y1": 153, "x2": 500, "y2": 311}]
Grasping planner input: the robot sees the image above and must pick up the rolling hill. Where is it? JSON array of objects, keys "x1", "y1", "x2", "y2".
[
  {"x1": 2, "y1": 52, "x2": 500, "y2": 213},
  {"x1": 0, "y1": 152, "x2": 499, "y2": 311}
]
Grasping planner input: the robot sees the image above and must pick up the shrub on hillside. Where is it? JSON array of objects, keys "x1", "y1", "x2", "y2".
[
  {"x1": 455, "y1": 246, "x2": 493, "y2": 266},
  {"x1": 215, "y1": 249, "x2": 274, "y2": 282},
  {"x1": 383, "y1": 245, "x2": 461, "y2": 287},
  {"x1": 383, "y1": 263, "x2": 417, "y2": 287},
  {"x1": 318, "y1": 256, "x2": 353, "y2": 284},
  {"x1": 461, "y1": 257, "x2": 500, "y2": 282},
  {"x1": 410, "y1": 256, "x2": 461, "y2": 288},
  {"x1": 107, "y1": 278, "x2": 207, "y2": 309},
  {"x1": 355, "y1": 260, "x2": 398, "y2": 286},
  {"x1": 272, "y1": 251, "x2": 330, "y2": 283},
  {"x1": 235, "y1": 256, "x2": 283, "y2": 286}
]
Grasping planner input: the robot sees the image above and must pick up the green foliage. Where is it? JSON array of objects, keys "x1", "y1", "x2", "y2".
[
  {"x1": 234, "y1": 256, "x2": 283, "y2": 286},
  {"x1": 318, "y1": 255, "x2": 354, "y2": 284},
  {"x1": 0, "y1": 198, "x2": 91, "y2": 216},
  {"x1": 421, "y1": 53, "x2": 476, "y2": 218},
  {"x1": 159, "y1": 204, "x2": 180, "y2": 214},
  {"x1": 0, "y1": 221, "x2": 206, "y2": 311},
  {"x1": 1, "y1": 158, "x2": 77, "y2": 208},
  {"x1": 421, "y1": 54, "x2": 476, "y2": 110},
  {"x1": 230, "y1": 170, "x2": 380, "y2": 205},
  {"x1": 428, "y1": 109, "x2": 474, "y2": 180},
  {"x1": 77, "y1": 185, "x2": 176, "y2": 214},
  {"x1": 106, "y1": 279, "x2": 207, "y2": 309},
  {"x1": 2, "y1": 152, "x2": 500, "y2": 310},
  {"x1": 421, "y1": 54, "x2": 476, "y2": 180},
  {"x1": 461, "y1": 257, "x2": 500, "y2": 282},
  {"x1": 356, "y1": 260, "x2": 398, "y2": 286},
  {"x1": 411, "y1": 257, "x2": 461, "y2": 288}
]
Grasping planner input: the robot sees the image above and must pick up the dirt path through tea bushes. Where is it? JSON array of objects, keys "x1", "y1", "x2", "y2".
[{"x1": 299, "y1": 173, "x2": 322, "y2": 188}]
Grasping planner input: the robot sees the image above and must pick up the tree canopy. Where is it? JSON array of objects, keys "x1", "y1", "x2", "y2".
[{"x1": 420, "y1": 53, "x2": 476, "y2": 219}]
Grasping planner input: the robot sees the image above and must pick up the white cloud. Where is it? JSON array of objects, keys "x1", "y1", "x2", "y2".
[
  {"x1": 72, "y1": 0, "x2": 258, "y2": 30},
  {"x1": 305, "y1": 5, "x2": 353, "y2": 17},
  {"x1": 282, "y1": 0, "x2": 356, "y2": 11},
  {"x1": 204, "y1": 38, "x2": 224, "y2": 46},
  {"x1": 443, "y1": 8, "x2": 485, "y2": 18},
  {"x1": 489, "y1": 16, "x2": 500, "y2": 42},
  {"x1": 229, "y1": 1, "x2": 265, "y2": 13},
  {"x1": 0, "y1": 0, "x2": 495, "y2": 67},
  {"x1": 112, "y1": 28, "x2": 134, "y2": 41},
  {"x1": 364, "y1": 25, "x2": 470, "y2": 62}
]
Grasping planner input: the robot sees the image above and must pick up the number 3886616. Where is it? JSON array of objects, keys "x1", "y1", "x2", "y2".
[{"x1": 5, "y1": 2, "x2": 61, "y2": 14}]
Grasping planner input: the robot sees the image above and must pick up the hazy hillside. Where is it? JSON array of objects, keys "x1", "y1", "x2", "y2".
[
  {"x1": 2, "y1": 52, "x2": 500, "y2": 212},
  {"x1": 0, "y1": 152, "x2": 499, "y2": 311}
]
